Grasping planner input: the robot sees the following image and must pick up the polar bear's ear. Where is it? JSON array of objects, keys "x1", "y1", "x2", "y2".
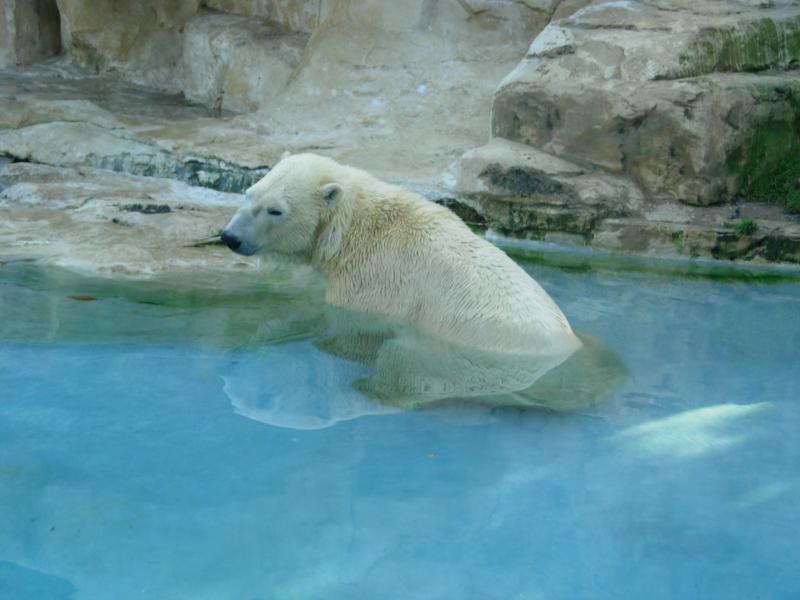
[
  {"x1": 320, "y1": 183, "x2": 343, "y2": 204},
  {"x1": 281, "y1": 150, "x2": 292, "y2": 161}
]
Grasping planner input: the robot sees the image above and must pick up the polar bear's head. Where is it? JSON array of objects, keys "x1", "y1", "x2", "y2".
[{"x1": 221, "y1": 153, "x2": 344, "y2": 257}]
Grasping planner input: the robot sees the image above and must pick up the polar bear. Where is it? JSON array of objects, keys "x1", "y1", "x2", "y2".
[{"x1": 221, "y1": 153, "x2": 581, "y2": 356}]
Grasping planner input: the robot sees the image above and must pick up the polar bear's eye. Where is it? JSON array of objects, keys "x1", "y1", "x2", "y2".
[{"x1": 267, "y1": 208, "x2": 283, "y2": 216}]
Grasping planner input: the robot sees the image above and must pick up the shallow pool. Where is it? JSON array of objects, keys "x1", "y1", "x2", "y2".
[{"x1": 1, "y1": 253, "x2": 799, "y2": 599}]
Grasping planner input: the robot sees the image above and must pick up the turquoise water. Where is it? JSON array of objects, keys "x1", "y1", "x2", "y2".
[{"x1": 1, "y1": 255, "x2": 799, "y2": 599}]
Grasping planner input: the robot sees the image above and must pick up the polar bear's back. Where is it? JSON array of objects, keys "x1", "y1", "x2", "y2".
[
  {"x1": 328, "y1": 186, "x2": 580, "y2": 355},
  {"x1": 414, "y1": 210, "x2": 578, "y2": 354}
]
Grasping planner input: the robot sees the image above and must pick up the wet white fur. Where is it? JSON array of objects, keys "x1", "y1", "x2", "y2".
[{"x1": 225, "y1": 153, "x2": 582, "y2": 355}]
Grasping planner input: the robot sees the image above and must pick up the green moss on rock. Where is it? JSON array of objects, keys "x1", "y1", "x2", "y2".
[
  {"x1": 728, "y1": 85, "x2": 800, "y2": 213},
  {"x1": 734, "y1": 219, "x2": 760, "y2": 236},
  {"x1": 679, "y1": 17, "x2": 800, "y2": 77},
  {"x1": 671, "y1": 230, "x2": 685, "y2": 254}
]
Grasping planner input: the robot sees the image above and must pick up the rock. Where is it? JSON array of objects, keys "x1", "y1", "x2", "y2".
[
  {"x1": 0, "y1": 162, "x2": 254, "y2": 276},
  {"x1": 48, "y1": 0, "x2": 554, "y2": 112},
  {"x1": 121, "y1": 204, "x2": 172, "y2": 214},
  {"x1": 0, "y1": 121, "x2": 269, "y2": 193},
  {"x1": 1, "y1": 0, "x2": 556, "y2": 192},
  {"x1": 0, "y1": 62, "x2": 288, "y2": 174},
  {"x1": 445, "y1": 138, "x2": 644, "y2": 235},
  {"x1": 3, "y1": 0, "x2": 800, "y2": 268},
  {"x1": 0, "y1": 0, "x2": 62, "y2": 68},
  {"x1": 179, "y1": 10, "x2": 308, "y2": 113},
  {"x1": 205, "y1": 0, "x2": 337, "y2": 33},
  {"x1": 592, "y1": 216, "x2": 800, "y2": 263},
  {"x1": 495, "y1": 73, "x2": 800, "y2": 206},
  {"x1": 443, "y1": 140, "x2": 800, "y2": 263},
  {"x1": 552, "y1": 0, "x2": 593, "y2": 20},
  {"x1": 490, "y1": 0, "x2": 800, "y2": 206},
  {"x1": 55, "y1": 0, "x2": 202, "y2": 89}
]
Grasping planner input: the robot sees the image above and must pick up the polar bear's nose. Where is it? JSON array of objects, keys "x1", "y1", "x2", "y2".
[{"x1": 221, "y1": 230, "x2": 242, "y2": 251}]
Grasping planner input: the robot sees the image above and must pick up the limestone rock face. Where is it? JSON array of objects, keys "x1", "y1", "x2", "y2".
[
  {"x1": 205, "y1": 0, "x2": 336, "y2": 33},
  {"x1": 49, "y1": 0, "x2": 555, "y2": 101},
  {"x1": 0, "y1": 0, "x2": 560, "y2": 188},
  {"x1": 446, "y1": 138, "x2": 644, "y2": 234},
  {"x1": 0, "y1": 0, "x2": 62, "y2": 68},
  {"x1": 54, "y1": 0, "x2": 201, "y2": 88},
  {"x1": 440, "y1": 0, "x2": 800, "y2": 262},
  {"x1": 39, "y1": 0, "x2": 557, "y2": 173},
  {"x1": 3, "y1": 0, "x2": 800, "y2": 269},
  {"x1": 0, "y1": 120, "x2": 270, "y2": 193},
  {"x1": 0, "y1": 163, "x2": 253, "y2": 276},
  {"x1": 179, "y1": 10, "x2": 308, "y2": 113},
  {"x1": 490, "y1": 0, "x2": 800, "y2": 206},
  {"x1": 335, "y1": 0, "x2": 551, "y2": 43}
]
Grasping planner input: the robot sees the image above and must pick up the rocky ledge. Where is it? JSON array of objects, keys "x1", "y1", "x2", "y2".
[
  {"x1": 445, "y1": 138, "x2": 800, "y2": 264},
  {"x1": 1, "y1": 0, "x2": 800, "y2": 274},
  {"x1": 445, "y1": 0, "x2": 800, "y2": 265},
  {"x1": 0, "y1": 162, "x2": 254, "y2": 276}
]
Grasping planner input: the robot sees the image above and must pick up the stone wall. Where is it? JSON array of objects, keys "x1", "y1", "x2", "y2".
[
  {"x1": 205, "y1": 0, "x2": 336, "y2": 33},
  {"x1": 0, "y1": 0, "x2": 558, "y2": 183},
  {"x1": 485, "y1": 1, "x2": 800, "y2": 208},
  {"x1": 54, "y1": 0, "x2": 201, "y2": 88},
  {"x1": 2, "y1": 0, "x2": 799, "y2": 264},
  {"x1": 4, "y1": 0, "x2": 798, "y2": 213},
  {"x1": 17, "y1": 0, "x2": 558, "y2": 108},
  {"x1": 447, "y1": 0, "x2": 800, "y2": 253},
  {"x1": 0, "y1": 0, "x2": 61, "y2": 68},
  {"x1": 179, "y1": 10, "x2": 309, "y2": 113}
]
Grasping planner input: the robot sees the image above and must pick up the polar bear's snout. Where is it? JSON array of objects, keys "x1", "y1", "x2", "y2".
[
  {"x1": 220, "y1": 226, "x2": 258, "y2": 256},
  {"x1": 220, "y1": 230, "x2": 242, "y2": 251},
  {"x1": 221, "y1": 206, "x2": 262, "y2": 256}
]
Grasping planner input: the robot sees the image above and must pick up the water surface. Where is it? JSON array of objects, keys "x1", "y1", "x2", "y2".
[{"x1": 0, "y1": 254, "x2": 798, "y2": 599}]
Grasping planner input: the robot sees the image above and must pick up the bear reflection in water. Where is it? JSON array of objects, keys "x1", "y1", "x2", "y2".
[
  {"x1": 316, "y1": 306, "x2": 627, "y2": 411},
  {"x1": 223, "y1": 305, "x2": 627, "y2": 430}
]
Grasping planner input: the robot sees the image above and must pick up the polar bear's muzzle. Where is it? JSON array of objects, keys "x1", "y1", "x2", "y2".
[
  {"x1": 220, "y1": 229, "x2": 259, "y2": 256},
  {"x1": 221, "y1": 207, "x2": 261, "y2": 256},
  {"x1": 221, "y1": 230, "x2": 243, "y2": 252}
]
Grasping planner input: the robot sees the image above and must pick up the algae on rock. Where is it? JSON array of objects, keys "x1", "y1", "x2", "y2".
[
  {"x1": 728, "y1": 83, "x2": 800, "y2": 213},
  {"x1": 678, "y1": 17, "x2": 800, "y2": 78}
]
